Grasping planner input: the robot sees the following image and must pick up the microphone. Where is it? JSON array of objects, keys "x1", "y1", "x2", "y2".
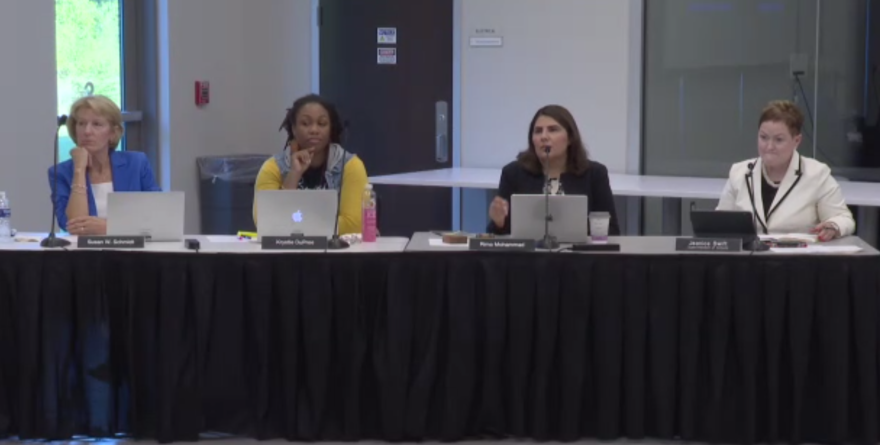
[
  {"x1": 326, "y1": 149, "x2": 351, "y2": 250},
  {"x1": 536, "y1": 145, "x2": 559, "y2": 249},
  {"x1": 744, "y1": 159, "x2": 768, "y2": 235},
  {"x1": 41, "y1": 115, "x2": 72, "y2": 248}
]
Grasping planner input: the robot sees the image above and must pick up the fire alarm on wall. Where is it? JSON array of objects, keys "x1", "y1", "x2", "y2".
[{"x1": 195, "y1": 81, "x2": 210, "y2": 106}]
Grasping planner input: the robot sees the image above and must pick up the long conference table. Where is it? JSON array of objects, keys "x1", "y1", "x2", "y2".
[
  {"x1": 369, "y1": 167, "x2": 880, "y2": 244},
  {"x1": 1, "y1": 233, "x2": 880, "y2": 444}
]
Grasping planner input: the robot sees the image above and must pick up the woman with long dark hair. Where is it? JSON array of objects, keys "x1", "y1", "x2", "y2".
[{"x1": 488, "y1": 104, "x2": 620, "y2": 235}]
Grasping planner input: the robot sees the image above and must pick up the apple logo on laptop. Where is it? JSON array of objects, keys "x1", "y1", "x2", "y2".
[{"x1": 292, "y1": 210, "x2": 303, "y2": 223}]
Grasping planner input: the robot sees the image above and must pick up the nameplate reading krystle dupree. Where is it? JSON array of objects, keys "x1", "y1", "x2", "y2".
[
  {"x1": 675, "y1": 237, "x2": 743, "y2": 252},
  {"x1": 468, "y1": 238, "x2": 536, "y2": 252},
  {"x1": 77, "y1": 236, "x2": 146, "y2": 249},
  {"x1": 261, "y1": 236, "x2": 328, "y2": 250}
]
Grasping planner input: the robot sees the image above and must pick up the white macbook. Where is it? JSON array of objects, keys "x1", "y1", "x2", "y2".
[
  {"x1": 255, "y1": 189, "x2": 338, "y2": 238},
  {"x1": 510, "y1": 194, "x2": 589, "y2": 243},
  {"x1": 106, "y1": 191, "x2": 185, "y2": 242}
]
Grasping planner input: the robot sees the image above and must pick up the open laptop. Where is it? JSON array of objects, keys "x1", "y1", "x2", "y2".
[
  {"x1": 510, "y1": 194, "x2": 589, "y2": 243},
  {"x1": 106, "y1": 191, "x2": 185, "y2": 242},
  {"x1": 255, "y1": 190, "x2": 338, "y2": 238},
  {"x1": 690, "y1": 209, "x2": 766, "y2": 250}
]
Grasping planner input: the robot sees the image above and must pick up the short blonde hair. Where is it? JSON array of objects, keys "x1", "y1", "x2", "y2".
[
  {"x1": 759, "y1": 100, "x2": 804, "y2": 137},
  {"x1": 67, "y1": 95, "x2": 125, "y2": 150}
]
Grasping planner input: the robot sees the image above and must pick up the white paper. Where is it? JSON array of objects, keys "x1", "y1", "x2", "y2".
[
  {"x1": 428, "y1": 238, "x2": 467, "y2": 247},
  {"x1": 770, "y1": 245, "x2": 862, "y2": 254},
  {"x1": 759, "y1": 233, "x2": 818, "y2": 243},
  {"x1": 205, "y1": 235, "x2": 248, "y2": 243}
]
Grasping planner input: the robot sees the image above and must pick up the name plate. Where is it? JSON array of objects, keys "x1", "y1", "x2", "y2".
[
  {"x1": 468, "y1": 238, "x2": 535, "y2": 251},
  {"x1": 675, "y1": 237, "x2": 742, "y2": 252},
  {"x1": 261, "y1": 236, "x2": 328, "y2": 250},
  {"x1": 77, "y1": 236, "x2": 145, "y2": 249}
]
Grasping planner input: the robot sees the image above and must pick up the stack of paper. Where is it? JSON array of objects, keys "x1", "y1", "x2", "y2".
[
  {"x1": 769, "y1": 245, "x2": 862, "y2": 254},
  {"x1": 759, "y1": 233, "x2": 818, "y2": 243}
]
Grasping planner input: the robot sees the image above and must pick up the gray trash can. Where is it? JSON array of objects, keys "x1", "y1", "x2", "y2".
[{"x1": 197, "y1": 155, "x2": 269, "y2": 234}]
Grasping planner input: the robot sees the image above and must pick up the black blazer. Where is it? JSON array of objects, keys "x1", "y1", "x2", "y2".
[{"x1": 488, "y1": 160, "x2": 621, "y2": 235}]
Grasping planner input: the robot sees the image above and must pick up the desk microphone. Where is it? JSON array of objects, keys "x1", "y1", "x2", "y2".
[
  {"x1": 744, "y1": 160, "x2": 768, "y2": 234},
  {"x1": 536, "y1": 145, "x2": 559, "y2": 249},
  {"x1": 744, "y1": 156, "x2": 803, "y2": 236},
  {"x1": 41, "y1": 115, "x2": 72, "y2": 248},
  {"x1": 326, "y1": 149, "x2": 351, "y2": 250}
]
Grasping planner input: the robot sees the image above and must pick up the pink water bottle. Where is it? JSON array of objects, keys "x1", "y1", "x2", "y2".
[{"x1": 362, "y1": 184, "x2": 377, "y2": 242}]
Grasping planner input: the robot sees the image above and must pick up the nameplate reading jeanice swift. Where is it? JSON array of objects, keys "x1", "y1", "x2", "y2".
[
  {"x1": 468, "y1": 238, "x2": 535, "y2": 251},
  {"x1": 77, "y1": 236, "x2": 146, "y2": 249},
  {"x1": 261, "y1": 236, "x2": 328, "y2": 250},
  {"x1": 675, "y1": 237, "x2": 742, "y2": 252}
]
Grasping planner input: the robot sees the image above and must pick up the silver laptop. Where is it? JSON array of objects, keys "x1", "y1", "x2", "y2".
[
  {"x1": 510, "y1": 194, "x2": 589, "y2": 243},
  {"x1": 106, "y1": 191, "x2": 185, "y2": 242},
  {"x1": 256, "y1": 190, "x2": 338, "y2": 238}
]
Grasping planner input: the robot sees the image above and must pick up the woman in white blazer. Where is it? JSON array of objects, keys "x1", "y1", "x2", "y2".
[{"x1": 717, "y1": 100, "x2": 855, "y2": 241}]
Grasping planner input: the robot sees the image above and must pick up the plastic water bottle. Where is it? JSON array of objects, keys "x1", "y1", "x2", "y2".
[
  {"x1": 0, "y1": 192, "x2": 12, "y2": 243},
  {"x1": 362, "y1": 184, "x2": 377, "y2": 242}
]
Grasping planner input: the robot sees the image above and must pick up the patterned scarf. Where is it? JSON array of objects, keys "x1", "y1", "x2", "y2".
[{"x1": 273, "y1": 143, "x2": 352, "y2": 190}]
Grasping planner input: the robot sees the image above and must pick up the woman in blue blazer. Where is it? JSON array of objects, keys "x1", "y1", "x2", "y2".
[{"x1": 48, "y1": 95, "x2": 161, "y2": 235}]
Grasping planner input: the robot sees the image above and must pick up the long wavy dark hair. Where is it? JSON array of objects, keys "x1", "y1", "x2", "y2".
[
  {"x1": 278, "y1": 94, "x2": 345, "y2": 145},
  {"x1": 516, "y1": 105, "x2": 590, "y2": 175}
]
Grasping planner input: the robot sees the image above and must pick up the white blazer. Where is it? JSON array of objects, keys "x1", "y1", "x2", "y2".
[{"x1": 716, "y1": 152, "x2": 855, "y2": 236}]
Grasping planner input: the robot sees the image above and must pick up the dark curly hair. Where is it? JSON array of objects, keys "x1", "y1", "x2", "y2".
[{"x1": 279, "y1": 94, "x2": 345, "y2": 145}]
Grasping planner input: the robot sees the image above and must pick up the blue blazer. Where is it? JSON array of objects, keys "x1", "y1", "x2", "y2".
[{"x1": 48, "y1": 151, "x2": 161, "y2": 230}]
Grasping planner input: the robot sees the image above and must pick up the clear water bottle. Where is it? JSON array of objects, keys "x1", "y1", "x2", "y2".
[
  {"x1": 0, "y1": 192, "x2": 11, "y2": 243},
  {"x1": 362, "y1": 184, "x2": 377, "y2": 242}
]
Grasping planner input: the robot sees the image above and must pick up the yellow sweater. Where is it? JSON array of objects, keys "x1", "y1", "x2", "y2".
[{"x1": 253, "y1": 156, "x2": 368, "y2": 235}]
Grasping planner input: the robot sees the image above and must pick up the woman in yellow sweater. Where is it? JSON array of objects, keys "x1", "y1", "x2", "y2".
[{"x1": 254, "y1": 94, "x2": 367, "y2": 235}]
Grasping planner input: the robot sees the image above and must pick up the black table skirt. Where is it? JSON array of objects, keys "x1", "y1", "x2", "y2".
[{"x1": 1, "y1": 250, "x2": 879, "y2": 444}]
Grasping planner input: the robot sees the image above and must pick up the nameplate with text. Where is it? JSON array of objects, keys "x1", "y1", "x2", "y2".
[
  {"x1": 468, "y1": 238, "x2": 535, "y2": 252},
  {"x1": 675, "y1": 237, "x2": 742, "y2": 252},
  {"x1": 77, "y1": 236, "x2": 145, "y2": 249},
  {"x1": 261, "y1": 236, "x2": 328, "y2": 250}
]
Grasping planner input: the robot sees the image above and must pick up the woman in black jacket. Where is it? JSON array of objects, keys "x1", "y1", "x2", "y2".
[{"x1": 488, "y1": 104, "x2": 620, "y2": 235}]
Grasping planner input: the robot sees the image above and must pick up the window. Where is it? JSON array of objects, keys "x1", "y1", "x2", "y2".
[
  {"x1": 639, "y1": 0, "x2": 877, "y2": 235},
  {"x1": 55, "y1": 0, "x2": 148, "y2": 163}
]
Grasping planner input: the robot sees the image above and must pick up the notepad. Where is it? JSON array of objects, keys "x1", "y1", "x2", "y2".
[
  {"x1": 759, "y1": 233, "x2": 818, "y2": 243},
  {"x1": 770, "y1": 245, "x2": 862, "y2": 254}
]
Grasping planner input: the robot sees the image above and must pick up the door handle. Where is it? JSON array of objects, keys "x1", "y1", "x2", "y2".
[
  {"x1": 436, "y1": 134, "x2": 448, "y2": 163},
  {"x1": 435, "y1": 101, "x2": 448, "y2": 163}
]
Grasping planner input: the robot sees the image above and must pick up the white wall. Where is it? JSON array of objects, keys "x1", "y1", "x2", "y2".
[
  {"x1": 0, "y1": 0, "x2": 57, "y2": 232},
  {"x1": 457, "y1": 0, "x2": 642, "y2": 233},
  {"x1": 459, "y1": 0, "x2": 641, "y2": 174},
  {"x1": 158, "y1": 0, "x2": 314, "y2": 233}
]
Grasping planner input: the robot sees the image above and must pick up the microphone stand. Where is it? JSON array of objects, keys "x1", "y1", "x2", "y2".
[
  {"x1": 326, "y1": 150, "x2": 350, "y2": 250},
  {"x1": 41, "y1": 115, "x2": 71, "y2": 248},
  {"x1": 536, "y1": 146, "x2": 559, "y2": 250}
]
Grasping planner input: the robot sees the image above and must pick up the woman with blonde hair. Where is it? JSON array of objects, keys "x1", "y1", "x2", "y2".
[{"x1": 47, "y1": 95, "x2": 161, "y2": 235}]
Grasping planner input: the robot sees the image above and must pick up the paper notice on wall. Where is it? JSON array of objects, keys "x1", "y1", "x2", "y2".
[
  {"x1": 377, "y1": 27, "x2": 397, "y2": 44},
  {"x1": 377, "y1": 48, "x2": 397, "y2": 65}
]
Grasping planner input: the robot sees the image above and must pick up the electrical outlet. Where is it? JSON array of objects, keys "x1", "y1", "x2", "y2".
[{"x1": 790, "y1": 53, "x2": 808, "y2": 77}]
